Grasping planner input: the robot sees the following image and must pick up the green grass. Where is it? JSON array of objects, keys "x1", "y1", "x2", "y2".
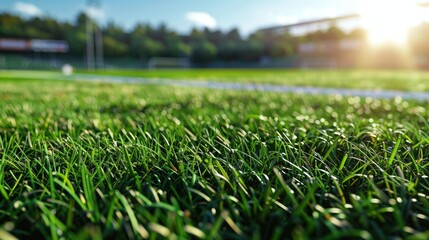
[
  {"x1": 85, "y1": 69, "x2": 429, "y2": 92},
  {"x1": 1, "y1": 73, "x2": 429, "y2": 239},
  {"x1": 2, "y1": 68, "x2": 429, "y2": 92}
]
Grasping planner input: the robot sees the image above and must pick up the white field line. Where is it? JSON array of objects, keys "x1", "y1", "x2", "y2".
[
  {"x1": 69, "y1": 73, "x2": 429, "y2": 101},
  {"x1": 2, "y1": 70, "x2": 429, "y2": 101}
]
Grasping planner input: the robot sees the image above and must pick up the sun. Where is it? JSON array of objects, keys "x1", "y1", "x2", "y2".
[{"x1": 358, "y1": 0, "x2": 425, "y2": 46}]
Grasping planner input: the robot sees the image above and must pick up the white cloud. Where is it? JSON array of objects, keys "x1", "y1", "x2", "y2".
[
  {"x1": 185, "y1": 11, "x2": 217, "y2": 29},
  {"x1": 14, "y1": 2, "x2": 43, "y2": 17},
  {"x1": 86, "y1": 7, "x2": 104, "y2": 20}
]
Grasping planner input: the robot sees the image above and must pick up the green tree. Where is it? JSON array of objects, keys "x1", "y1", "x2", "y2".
[
  {"x1": 226, "y1": 28, "x2": 242, "y2": 41},
  {"x1": 26, "y1": 16, "x2": 68, "y2": 39},
  {"x1": 241, "y1": 40, "x2": 263, "y2": 61},
  {"x1": 65, "y1": 30, "x2": 86, "y2": 55},
  {"x1": 324, "y1": 25, "x2": 345, "y2": 41},
  {"x1": 191, "y1": 40, "x2": 217, "y2": 63},
  {"x1": 166, "y1": 34, "x2": 192, "y2": 58},
  {"x1": 104, "y1": 22, "x2": 126, "y2": 39},
  {"x1": 204, "y1": 29, "x2": 225, "y2": 46},
  {"x1": 188, "y1": 28, "x2": 206, "y2": 42},
  {"x1": 74, "y1": 12, "x2": 87, "y2": 28},
  {"x1": 0, "y1": 14, "x2": 26, "y2": 37},
  {"x1": 269, "y1": 42, "x2": 294, "y2": 58},
  {"x1": 218, "y1": 40, "x2": 241, "y2": 61},
  {"x1": 103, "y1": 36, "x2": 129, "y2": 57},
  {"x1": 131, "y1": 37, "x2": 166, "y2": 59}
]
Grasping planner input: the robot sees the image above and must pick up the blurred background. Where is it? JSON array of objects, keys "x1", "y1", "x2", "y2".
[{"x1": 1, "y1": 0, "x2": 429, "y2": 70}]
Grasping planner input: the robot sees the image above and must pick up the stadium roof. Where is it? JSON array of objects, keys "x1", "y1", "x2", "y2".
[
  {"x1": 258, "y1": 2, "x2": 429, "y2": 33},
  {"x1": 257, "y1": 14, "x2": 360, "y2": 33}
]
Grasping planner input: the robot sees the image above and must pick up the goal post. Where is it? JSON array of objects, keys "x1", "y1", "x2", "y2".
[{"x1": 148, "y1": 57, "x2": 191, "y2": 69}]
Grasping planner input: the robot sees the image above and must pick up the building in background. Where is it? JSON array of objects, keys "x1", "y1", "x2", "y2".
[
  {"x1": 257, "y1": 14, "x2": 368, "y2": 69},
  {"x1": 0, "y1": 38, "x2": 69, "y2": 69}
]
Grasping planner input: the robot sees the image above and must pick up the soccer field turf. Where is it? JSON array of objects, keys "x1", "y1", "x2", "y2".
[
  {"x1": 3, "y1": 68, "x2": 429, "y2": 92},
  {"x1": 0, "y1": 70, "x2": 429, "y2": 239},
  {"x1": 86, "y1": 68, "x2": 429, "y2": 92}
]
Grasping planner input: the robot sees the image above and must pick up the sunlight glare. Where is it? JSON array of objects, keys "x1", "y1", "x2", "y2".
[{"x1": 358, "y1": 0, "x2": 426, "y2": 46}]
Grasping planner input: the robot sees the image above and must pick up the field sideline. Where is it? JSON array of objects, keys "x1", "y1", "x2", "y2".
[{"x1": 0, "y1": 70, "x2": 429, "y2": 239}]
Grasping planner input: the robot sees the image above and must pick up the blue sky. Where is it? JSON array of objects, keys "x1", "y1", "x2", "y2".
[{"x1": 0, "y1": 1, "x2": 427, "y2": 34}]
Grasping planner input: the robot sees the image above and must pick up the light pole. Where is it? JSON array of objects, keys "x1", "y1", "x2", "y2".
[
  {"x1": 86, "y1": 0, "x2": 104, "y2": 70},
  {"x1": 95, "y1": 20, "x2": 104, "y2": 69},
  {"x1": 86, "y1": 1, "x2": 94, "y2": 70}
]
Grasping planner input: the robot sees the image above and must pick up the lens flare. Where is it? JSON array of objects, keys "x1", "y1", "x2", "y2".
[{"x1": 358, "y1": 0, "x2": 426, "y2": 46}]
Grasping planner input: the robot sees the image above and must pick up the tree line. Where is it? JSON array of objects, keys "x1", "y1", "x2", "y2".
[{"x1": 1, "y1": 12, "x2": 428, "y2": 64}]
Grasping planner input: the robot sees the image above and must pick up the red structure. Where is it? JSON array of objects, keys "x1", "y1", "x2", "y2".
[{"x1": 0, "y1": 38, "x2": 69, "y2": 53}]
